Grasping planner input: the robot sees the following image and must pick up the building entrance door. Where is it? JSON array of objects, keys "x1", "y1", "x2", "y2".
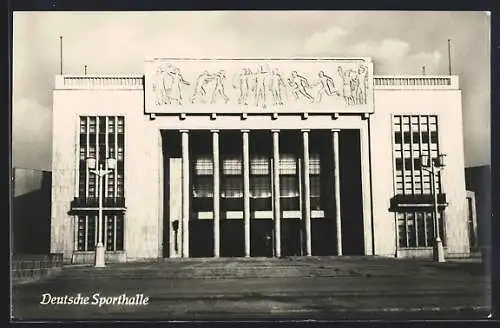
[
  {"x1": 251, "y1": 219, "x2": 273, "y2": 257},
  {"x1": 282, "y1": 218, "x2": 302, "y2": 256}
]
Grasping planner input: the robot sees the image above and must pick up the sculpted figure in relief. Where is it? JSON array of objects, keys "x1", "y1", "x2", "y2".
[
  {"x1": 252, "y1": 65, "x2": 269, "y2": 109},
  {"x1": 153, "y1": 65, "x2": 170, "y2": 105},
  {"x1": 233, "y1": 68, "x2": 252, "y2": 105},
  {"x1": 354, "y1": 65, "x2": 368, "y2": 105},
  {"x1": 338, "y1": 66, "x2": 355, "y2": 106},
  {"x1": 312, "y1": 70, "x2": 338, "y2": 103},
  {"x1": 268, "y1": 68, "x2": 286, "y2": 106},
  {"x1": 191, "y1": 71, "x2": 213, "y2": 104},
  {"x1": 210, "y1": 70, "x2": 230, "y2": 104},
  {"x1": 166, "y1": 66, "x2": 190, "y2": 105},
  {"x1": 287, "y1": 71, "x2": 314, "y2": 103}
]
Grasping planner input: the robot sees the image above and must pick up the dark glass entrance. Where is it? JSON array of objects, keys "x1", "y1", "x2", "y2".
[
  {"x1": 281, "y1": 218, "x2": 302, "y2": 256},
  {"x1": 250, "y1": 219, "x2": 273, "y2": 257}
]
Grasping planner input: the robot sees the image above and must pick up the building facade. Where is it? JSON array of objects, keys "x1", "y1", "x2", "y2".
[{"x1": 50, "y1": 58, "x2": 470, "y2": 264}]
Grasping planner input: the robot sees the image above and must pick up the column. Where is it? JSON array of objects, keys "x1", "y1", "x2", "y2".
[
  {"x1": 332, "y1": 129, "x2": 342, "y2": 256},
  {"x1": 302, "y1": 129, "x2": 312, "y2": 256},
  {"x1": 212, "y1": 130, "x2": 220, "y2": 257},
  {"x1": 272, "y1": 130, "x2": 281, "y2": 257},
  {"x1": 242, "y1": 130, "x2": 251, "y2": 257},
  {"x1": 181, "y1": 130, "x2": 190, "y2": 258}
]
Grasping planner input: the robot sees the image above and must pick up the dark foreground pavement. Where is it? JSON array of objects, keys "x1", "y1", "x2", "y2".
[{"x1": 11, "y1": 256, "x2": 491, "y2": 321}]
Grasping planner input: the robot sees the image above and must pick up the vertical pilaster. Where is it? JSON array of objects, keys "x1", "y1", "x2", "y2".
[
  {"x1": 272, "y1": 130, "x2": 281, "y2": 257},
  {"x1": 302, "y1": 129, "x2": 312, "y2": 256},
  {"x1": 181, "y1": 130, "x2": 190, "y2": 258},
  {"x1": 212, "y1": 130, "x2": 220, "y2": 258},
  {"x1": 242, "y1": 130, "x2": 251, "y2": 257},
  {"x1": 332, "y1": 129, "x2": 342, "y2": 255},
  {"x1": 360, "y1": 122, "x2": 374, "y2": 255}
]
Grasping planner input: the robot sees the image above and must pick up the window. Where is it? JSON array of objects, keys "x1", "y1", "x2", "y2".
[
  {"x1": 195, "y1": 157, "x2": 213, "y2": 175},
  {"x1": 279, "y1": 154, "x2": 299, "y2": 210},
  {"x1": 393, "y1": 115, "x2": 445, "y2": 248},
  {"x1": 392, "y1": 115, "x2": 441, "y2": 195},
  {"x1": 223, "y1": 158, "x2": 242, "y2": 175},
  {"x1": 309, "y1": 154, "x2": 321, "y2": 210},
  {"x1": 77, "y1": 116, "x2": 125, "y2": 252},
  {"x1": 250, "y1": 157, "x2": 271, "y2": 198},
  {"x1": 222, "y1": 157, "x2": 243, "y2": 198},
  {"x1": 397, "y1": 211, "x2": 445, "y2": 248},
  {"x1": 193, "y1": 156, "x2": 214, "y2": 198},
  {"x1": 107, "y1": 116, "x2": 115, "y2": 133},
  {"x1": 77, "y1": 214, "x2": 124, "y2": 252}
]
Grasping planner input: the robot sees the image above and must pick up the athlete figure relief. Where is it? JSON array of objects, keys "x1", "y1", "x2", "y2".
[
  {"x1": 153, "y1": 65, "x2": 168, "y2": 106},
  {"x1": 354, "y1": 65, "x2": 368, "y2": 105},
  {"x1": 268, "y1": 69, "x2": 286, "y2": 106},
  {"x1": 167, "y1": 66, "x2": 190, "y2": 105},
  {"x1": 252, "y1": 65, "x2": 269, "y2": 109},
  {"x1": 190, "y1": 70, "x2": 213, "y2": 104},
  {"x1": 311, "y1": 70, "x2": 338, "y2": 103},
  {"x1": 210, "y1": 70, "x2": 230, "y2": 104},
  {"x1": 232, "y1": 68, "x2": 252, "y2": 105},
  {"x1": 190, "y1": 70, "x2": 229, "y2": 104},
  {"x1": 287, "y1": 71, "x2": 314, "y2": 103},
  {"x1": 152, "y1": 64, "x2": 190, "y2": 105},
  {"x1": 337, "y1": 65, "x2": 369, "y2": 106}
]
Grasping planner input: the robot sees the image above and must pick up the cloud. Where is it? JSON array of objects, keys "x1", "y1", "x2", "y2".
[
  {"x1": 302, "y1": 27, "x2": 443, "y2": 74},
  {"x1": 303, "y1": 27, "x2": 348, "y2": 54}
]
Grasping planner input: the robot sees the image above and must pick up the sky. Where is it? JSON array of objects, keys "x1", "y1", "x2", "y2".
[{"x1": 12, "y1": 11, "x2": 490, "y2": 171}]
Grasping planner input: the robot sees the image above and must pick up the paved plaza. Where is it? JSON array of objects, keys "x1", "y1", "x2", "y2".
[{"x1": 12, "y1": 256, "x2": 491, "y2": 321}]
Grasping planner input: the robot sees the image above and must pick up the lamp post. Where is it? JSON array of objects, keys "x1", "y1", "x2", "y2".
[
  {"x1": 86, "y1": 157, "x2": 117, "y2": 268},
  {"x1": 420, "y1": 153, "x2": 446, "y2": 263}
]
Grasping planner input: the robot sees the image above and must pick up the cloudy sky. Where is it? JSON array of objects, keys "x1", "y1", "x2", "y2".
[{"x1": 12, "y1": 11, "x2": 490, "y2": 171}]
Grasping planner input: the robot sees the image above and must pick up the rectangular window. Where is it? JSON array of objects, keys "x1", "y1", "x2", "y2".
[
  {"x1": 117, "y1": 117, "x2": 125, "y2": 134},
  {"x1": 280, "y1": 175, "x2": 298, "y2": 198},
  {"x1": 309, "y1": 154, "x2": 320, "y2": 175},
  {"x1": 76, "y1": 115, "x2": 125, "y2": 252},
  {"x1": 223, "y1": 158, "x2": 242, "y2": 175},
  {"x1": 250, "y1": 157, "x2": 269, "y2": 175},
  {"x1": 250, "y1": 156, "x2": 271, "y2": 201},
  {"x1": 80, "y1": 117, "x2": 87, "y2": 134},
  {"x1": 279, "y1": 155, "x2": 296, "y2": 175},
  {"x1": 222, "y1": 176, "x2": 243, "y2": 198},
  {"x1": 107, "y1": 116, "x2": 115, "y2": 133},
  {"x1": 221, "y1": 157, "x2": 243, "y2": 200},
  {"x1": 392, "y1": 115, "x2": 444, "y2": 249},
  {"x1": 193, "y1": 176, "x2": 213, "y2": 198},
  {"x1": 77, "y1": 214, "x2": 124, "y2": 252},
  {"x1": 195, "y1": 157, "x2": 213, "y2": 175},
  {"x1": 250, "y1": 176, "x2": 271, "y2": 198},
  {"x1": 392, "y1": 115, "x2": 441, "y2": 196},
  {"x1": 397, "y1": 210, "x2": 445, "y2": 248}
]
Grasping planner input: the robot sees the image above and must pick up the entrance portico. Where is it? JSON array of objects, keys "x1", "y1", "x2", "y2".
[{"x1": 162, "y1": 128, "x2": 366, "y2": 258}]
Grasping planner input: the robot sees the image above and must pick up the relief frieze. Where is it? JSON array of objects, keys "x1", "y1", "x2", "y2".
[{"x1": 145, "y1": 59, "x2": 373, "y2": 113}]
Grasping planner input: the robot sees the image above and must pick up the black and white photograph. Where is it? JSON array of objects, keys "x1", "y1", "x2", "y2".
[{"x1": 10, "y1": 10, "x2": 492, "y2": 321}]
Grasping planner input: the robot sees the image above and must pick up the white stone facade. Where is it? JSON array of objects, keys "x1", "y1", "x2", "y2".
[{"x1": 50, "y1": 58, "x2": 469, "y2": 263}]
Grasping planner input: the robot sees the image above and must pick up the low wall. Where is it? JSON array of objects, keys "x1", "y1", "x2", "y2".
[{"x1": 12, "y1": 253, "x2": 64, "y2": 285}]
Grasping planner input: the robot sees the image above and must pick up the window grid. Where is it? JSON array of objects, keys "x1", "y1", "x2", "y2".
[
  {"x1": 397, "y1": 211, "x2": 445, "y2": 248},
  {"x1": 77, "y1": 215, "x2": 124, "y2": 251},
  {"x1": 195, "y1": 157, "x2": 214, "y2": 175},
  {"x1": 392, "y1": 115, "x2": 441, "y2": 195},
  {"x1": 223, "y1": 158, "x2": 242, "y2": 175},
  {"x1": 250, "y1": 157, "x2": 270, "y2": 175},
  {"x1": 77, "y1": 115, "x2": 125, "y2": 252},
  {"x1": 393, "y1": 115, "x2": 445, "y2": 249},
  {"x1": 250, "y1": 157, "x2": 271, "y2": 198},
  {"x1": 279, "y1": 155, "x2": 296, "y2": 175}
]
